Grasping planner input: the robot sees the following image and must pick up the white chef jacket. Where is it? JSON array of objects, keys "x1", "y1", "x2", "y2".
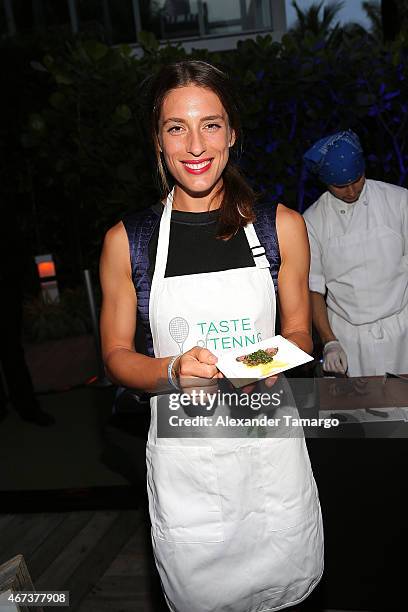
[{"x1": 303, "y1": 179, "x2": 408, "y2": 376}]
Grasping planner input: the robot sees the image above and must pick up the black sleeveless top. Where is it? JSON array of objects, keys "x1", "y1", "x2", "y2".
[
  {"x1": 124, "y1": 201, "x2": 281, "y2": 357},
  {"x1": 134, "y1": 204, "x2": 255, "y2": 354},
  {"x1": 147, "y1": 203, "x2": 255, "y2": 279}
]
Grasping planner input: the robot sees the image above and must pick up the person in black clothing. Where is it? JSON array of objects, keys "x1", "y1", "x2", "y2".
[{"x1": 0, "y1": 207, "x2": 54, "y2": 426}]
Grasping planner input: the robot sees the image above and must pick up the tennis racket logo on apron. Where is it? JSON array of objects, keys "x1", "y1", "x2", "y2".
[{"x1": 169, "y1": 316, "x2": 189, "y2": 354}]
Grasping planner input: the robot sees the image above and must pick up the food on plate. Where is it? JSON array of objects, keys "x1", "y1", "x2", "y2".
[{"x1": 236, "y1": 347, "x2": 279, "y2": 367}]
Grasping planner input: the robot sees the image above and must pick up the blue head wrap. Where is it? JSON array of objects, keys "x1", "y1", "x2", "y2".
[{"x1": 303, "y1": 130, "x2": 365, "y2": 185}]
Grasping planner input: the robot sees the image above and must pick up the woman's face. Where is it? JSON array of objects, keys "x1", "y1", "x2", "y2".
[{"x1": 158, "y1": 85, "x2": 235, "y2": 201}]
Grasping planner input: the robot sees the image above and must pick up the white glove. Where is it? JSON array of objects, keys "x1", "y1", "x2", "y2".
[{"x1": 323, "y1": 340, "x2": 348, "y2": 374}]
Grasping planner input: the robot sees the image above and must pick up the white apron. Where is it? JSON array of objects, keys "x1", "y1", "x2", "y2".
[
  {"x1": 322, "y1": 194, "x2": 408, "y2": 377},
  {"x1": 146, "y1": 191, "x2": 324, "y2": 612}
]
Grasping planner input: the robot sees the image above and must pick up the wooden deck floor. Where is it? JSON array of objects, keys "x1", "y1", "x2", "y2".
[
  {"x1": 0, "y1": 507, "x2": 375, "y2": 612},
  {"x1": 0, "y1": 506, "x2": 168, "y2": 612}
]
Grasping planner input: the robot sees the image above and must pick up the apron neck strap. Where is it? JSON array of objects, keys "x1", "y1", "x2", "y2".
[
  {"x1": 244, "y1": 223, "x2": 271, "y2": 269},
  {"x1": 153, "y1": 189, "x2": 174, "y2": 281}
]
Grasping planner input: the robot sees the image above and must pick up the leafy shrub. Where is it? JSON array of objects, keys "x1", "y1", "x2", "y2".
[
  {"x1": 3, "y1": 20, "x2": 408, "y2": 288},
  {"x1": 23, "y1": 286, "x2": 99, "y2": 343}
]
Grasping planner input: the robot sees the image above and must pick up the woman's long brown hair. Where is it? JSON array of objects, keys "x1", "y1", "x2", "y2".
[{"x1": 145, "y1": 60, "x2": 256, "y2": 239}]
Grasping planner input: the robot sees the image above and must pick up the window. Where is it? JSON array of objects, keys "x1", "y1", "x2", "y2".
[{"x1": 152, "y1": 0, "x2": 274, "y2": 40}]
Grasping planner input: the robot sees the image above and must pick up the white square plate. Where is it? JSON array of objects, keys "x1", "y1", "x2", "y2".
[{"x1": 216, "y1": 335, "x2": 314, "y2": 387}]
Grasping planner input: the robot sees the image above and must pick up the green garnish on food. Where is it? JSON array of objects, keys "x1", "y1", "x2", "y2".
[{"x1": 236, "y1": 347, "x2": 278, "y2": 367}]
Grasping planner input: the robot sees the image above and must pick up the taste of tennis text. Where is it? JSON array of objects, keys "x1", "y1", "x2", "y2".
[{"x1": 197, "y1": 318, "x2": 262, "y2": 350}]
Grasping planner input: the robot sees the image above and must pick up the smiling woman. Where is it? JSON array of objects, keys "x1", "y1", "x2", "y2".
[
  {"x1": 147, "y1": 60, "x2": 256, "y2": 238},
  {"x1": 99, "y1": 60, "x2": 323, "y2": 612},
  {"x1": 158, "y1": 85, "x2": 233, "y2": 207}
]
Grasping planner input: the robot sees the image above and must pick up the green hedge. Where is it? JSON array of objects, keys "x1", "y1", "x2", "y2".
[
  {"x1": 22, "y1": 286, "x2": 96, "y2": 343},
  {"x1": 3, "y1": 23, "x2": 408, "y2": 287}
]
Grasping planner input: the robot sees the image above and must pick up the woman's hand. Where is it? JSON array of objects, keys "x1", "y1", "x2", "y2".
[{"x1": 174, "y1": 346, "x2": 222, "y2": 391}]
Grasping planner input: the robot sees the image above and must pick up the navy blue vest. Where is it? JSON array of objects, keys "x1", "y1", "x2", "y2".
[{"x1": 123, "y1": 201, "x2": 281, "y2": 357}]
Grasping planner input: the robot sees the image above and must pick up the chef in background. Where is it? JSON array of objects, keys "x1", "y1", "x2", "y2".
[{"x1": 302, "y1": 130, "x2": 408, "y2": 377}]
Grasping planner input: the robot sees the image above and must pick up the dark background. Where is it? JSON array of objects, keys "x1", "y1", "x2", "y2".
[{"x1": 1, "y1": 0, "x2": 408, "y2": 304}]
